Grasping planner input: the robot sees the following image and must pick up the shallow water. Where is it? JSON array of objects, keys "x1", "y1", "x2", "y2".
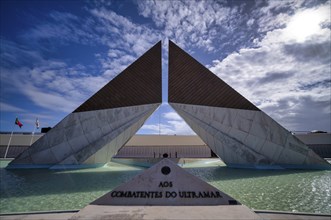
[{"x1": 0, "y1": 159, "x2": 330, "y2": 214}]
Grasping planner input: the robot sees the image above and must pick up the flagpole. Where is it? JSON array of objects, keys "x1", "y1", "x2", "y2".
[
  {"x1": 29, "y1": 126, "x2": 36, "y2": 146},
  {"x1": 4, "y1": 125, "x2": 15, "y2": 159},
  {"x1": 159, "y1": 110, "x2": 161, "y2": 135}
]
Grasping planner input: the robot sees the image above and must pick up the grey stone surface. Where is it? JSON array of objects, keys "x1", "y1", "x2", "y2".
[
  {"x1": 9, "y1": 103, "x2": 160, "y2": 168},
  {"x1": 0, "y1": 212, "x2": 77, "y2": 220},
  {"x1": 30, "y1": 148, "x2": 57, "y2": 164},
  {"x1": 91, "y1": 158, "x2": 240, "y2": 206},
  {"x1": 57, "y1": 104, "x2": 158, "y2": 165},
  {"x1": 170, "y1": 103, "x2": 330, "y2": 168},
  {"x1": 256, "y1": 211, "x2": 331, "y2": 220},
  {"x1": 1, "y1": 209, "x2": 329, "y2": 220},
  {"x1": 173, "y1": 104, "x2": 268, "y2": 165},
  {"x1": 83, "y1": 111, "x2": 153, "y2": 165},
  {"x1": 50, "y1": 142, "x2": 74, "y2": 162},
  {"x1": 70, "y1": 205, "x2": 262, "y2": 220}
]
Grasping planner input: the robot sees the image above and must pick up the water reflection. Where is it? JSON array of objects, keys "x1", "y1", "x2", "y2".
[{"x1": 1, "y1": 160, "x2": 330, "y2": 214}]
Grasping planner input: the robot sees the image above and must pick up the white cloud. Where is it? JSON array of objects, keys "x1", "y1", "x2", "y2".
[
  {"x1": 0, "y1": 102, "x2": 25, "y2": 113},
  {"x1": 1, "y1": 6, "x2": 161, "y2": 115},
  {"x1": 89, "y1": 8, "x2": 162, "y2": 78},
  {"x1": 24, "y1": 11, "x2": 95, "y2": 46},
  {"x1": 141, "y1": 110, "x2": 196, "y2": 135},
  {"x1": 247, "y1": 18, "x2": 255, "y2": 27},
  {"x1": 89, "y1": 8, "x2": 160, "y2": 54},
  {"x1": 22, "y1": 84, "x2": 79, "y2": 113},
  {"x1": 0, "y1": 55, "x2": 106, "y2": 113},
  {"x1": 209, "y1": 3, "x2": 331, "y2": 131},
  {"x1": 107, "y1": 49, "x2": 125, "y2": 58},
  {"x1": 163, "y1": 112, "x2": 182, "y2": 121},
  {"x1": 136, "y1": 0, "x2": 330, "y2": 56},
  {"x1": 283, "y1": 4, "x2": 330, "y2": 43},
  {"x1": 2, "y1": 0, "x2": 330, "y2": 134},
  {"x1": 0, "y1": 38, "x2": 43, "y2": 67},
  {"x1": 137, "y1": 0, "x2": 232, "y2": 51},
  {"x1": 141, "y1": 121, "x2": 195, "y2": 135},
  {"x1": 167, "y1": 120, "x2": 195, "y2": 135}
]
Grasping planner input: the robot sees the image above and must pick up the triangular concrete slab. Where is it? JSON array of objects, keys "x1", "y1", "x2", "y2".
[
  {"x1": 8, "y1": 41, "x2": 162, "y2": 169},
  {"x1": 168, "y1": 40, "x2": 330, "y2": 170},
  {"x1": 91, "y1": 158, "x2": 240, "y2": 206}
]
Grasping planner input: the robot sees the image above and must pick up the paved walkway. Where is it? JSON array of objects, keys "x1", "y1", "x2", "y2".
[
  {"x1": 1, "y1": 207, "x2": 330, "y2": 220},
  {"x1": 70, "y1": 205, "x2": 261, "y2": 220},
  {"x1": 0, "y1": 212, "x2": 76, "y2": 220},
  {"x1": 256, "y1": 210, "x2": 331, "y2": 220}
]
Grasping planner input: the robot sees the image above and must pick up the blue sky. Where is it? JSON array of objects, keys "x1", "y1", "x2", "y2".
[{"x1": 0, "y1": 0, "x2": 330, "y2": 134}]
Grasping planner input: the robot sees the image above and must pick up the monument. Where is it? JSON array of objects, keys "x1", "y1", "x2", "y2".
[
  {"x1": 7, "y1": 42, "x2": 162, "y2": 169},
  {"x1": 91, "y1": 158, "x2": 239, "y2": 206},
  {"x1": 168, "y1": 40, "x2": 330, "y2": 169},
  {"x1": 70, "y1": 159, "x2": 262, "y2": 220},
  {"x1": 6, "y1": 40, "x2": 330, "y2": 170}
]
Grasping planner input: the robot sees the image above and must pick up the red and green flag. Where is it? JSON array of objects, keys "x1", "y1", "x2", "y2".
[{"x1": 15, "y1": 117, "x2": 23, "y2": 128}]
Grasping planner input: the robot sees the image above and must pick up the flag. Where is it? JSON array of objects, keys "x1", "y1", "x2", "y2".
[
  {"x1": 35, "y1": 118, "x2": 40, "y2": 129},
  {"x1": 15, "y1": 117, "x2": 23, "y2": 128}
]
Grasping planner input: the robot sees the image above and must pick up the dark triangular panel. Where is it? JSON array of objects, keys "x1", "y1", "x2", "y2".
[
  {"x1": 74, "y1": 41, "x2": 162, "y2": 112},
  {"x1": 7, "y1": 42, "x2": 162, "y2": 169},
  {"x1": 168, "y1": 40, "x2": 259, "y2": 111},
  {"x1": 168, "y1": 40, "x2": 330, "y2": 169}
]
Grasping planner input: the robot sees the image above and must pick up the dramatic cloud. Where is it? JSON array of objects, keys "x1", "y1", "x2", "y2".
[
  {"x1": 137, "y1": 0, "x2": 239, "y2": 51},
  {"x1": 1, "y1": 0, "x2": 330, "y2": 133},
  {"x1": 141, "y1": 109, "x2": 195, "y2": 135},
  {"x1": 1, "y1": 5, "x2": 161, "y2": 117},
  {"x1": 255, "y1": 71, "x2": 295, "y2": 85},
  {"x1": 0, "y1": 54, "x2": 105, "y2": 113},
  {"x1": 162, "y1": 111, "x2": 195, "y2": 135},
  {"x1": 163, "y1": 112, "x2": 182, "y2": 121},
  {"x1": 0, "y1": 102, "x2": 25, "y2": 113},
  {"x1": 209, "y1": 2, "x2": 331, "y2": 131}
]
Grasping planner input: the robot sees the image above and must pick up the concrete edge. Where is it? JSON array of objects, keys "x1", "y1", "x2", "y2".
[
  {"x1": 0, "y1": 158, "x2": 14, "y2": 160},
  {"x1": 227, "y1": 163, "x2": 331, "y2": 170},
  {"x1": 49, "y1": 163, "x2": 105, "y2": 170},
  {"x1": 5, "y1": 163, "x2": 105, "y2": 170},
  {"x1": 254, "y1": 209, "x2": 331, "y2": 216},
  {"x1": 0, "y1": 210, "x2": 79, "y2": 216},
  {"x1": 1, "y1": 209, "x2": 330, "y2": 217}
]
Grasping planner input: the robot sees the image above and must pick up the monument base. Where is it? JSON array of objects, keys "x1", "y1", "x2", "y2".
[{"x1": 69, "y1": 205, "x2": 261, "y2": 220}]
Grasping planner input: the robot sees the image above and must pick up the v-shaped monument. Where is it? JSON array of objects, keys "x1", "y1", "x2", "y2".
[
  {"x1": 6, "y1": 40, "x2": 330, "y2": 170},
  {"x1": 168, "y1": 40, "x2": 330, "y2": 169},
  {"x1": 7, "y1": 41, "x2": 162, "y2": 169}
]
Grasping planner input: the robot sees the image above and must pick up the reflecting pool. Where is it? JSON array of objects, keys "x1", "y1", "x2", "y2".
[{"x1": 0, "y1": 159, "x2": 330, "y2": 214}]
